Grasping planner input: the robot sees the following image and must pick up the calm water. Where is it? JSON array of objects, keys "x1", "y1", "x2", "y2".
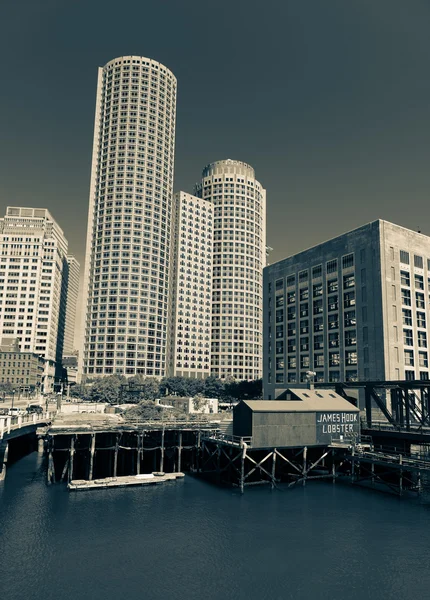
[{"x1": 1, "y1": 453, "x2": 430, "y2": 600}]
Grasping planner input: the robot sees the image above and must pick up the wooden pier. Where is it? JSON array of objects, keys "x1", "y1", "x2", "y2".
[{"x1": 68, "y1": 472, "x2": 185, "y2": 491}]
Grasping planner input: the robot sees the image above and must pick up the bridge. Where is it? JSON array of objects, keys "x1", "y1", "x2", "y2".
[{"x1": 0, "y1": 411, "x2": 55, "y2": 441}]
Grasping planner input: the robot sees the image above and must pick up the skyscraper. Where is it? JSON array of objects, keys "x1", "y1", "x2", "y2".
[
  {"x1": 63, "y1": 255, "x2": 80, "y2": 356},
  {"x1": 167, "y1": 191, "x2": 213, "y2": 378},
  {"x1": 195, "y1": 159, "x2": 266, "y2": 381},
  {"x1": 263, "y1": 220, "x2": 430, "y2": 400},
  {"x1": 0, "y1": 206, "x2": 71, "y2": 391},
  {"x1": 81, "y1": 56, "x2": 177, "y2": 378}
]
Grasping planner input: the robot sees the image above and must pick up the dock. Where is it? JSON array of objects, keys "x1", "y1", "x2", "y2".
[{"x1": 68, "y1": 471, "x2": 185, "y2": 491}]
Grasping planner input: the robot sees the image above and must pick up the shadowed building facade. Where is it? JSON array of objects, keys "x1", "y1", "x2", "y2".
[
  {"x1": 264, "y1": 220, "x2": 430, "y2": 400},
  {"x1": 81, "y1": 56, "x2": 177, "y2": 378}
]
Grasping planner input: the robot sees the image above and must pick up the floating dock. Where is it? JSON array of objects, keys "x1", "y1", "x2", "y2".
[{"x1": 68, "y1": 472, "x2": 185, "y2": 491}]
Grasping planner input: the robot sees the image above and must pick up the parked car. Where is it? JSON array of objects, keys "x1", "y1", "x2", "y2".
[
  {"x1": 8, "y1": 408, "x2": 26, "y2": 416},
  {"x1": 26, "y1": 404, "x2": 44, "y2": 415},
  {"x1": 0, "y1": 407, "x2": 9, "y2": 416}
]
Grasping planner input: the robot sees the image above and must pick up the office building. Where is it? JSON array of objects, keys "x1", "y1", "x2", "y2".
[
  {"x1": 0, "y1": 349, "x2": 44, "y2": 390},
  {"x1": 167, "y1": 192, "x2": 213, "y2": 378},
  {"x1": 63, "y1": 256, "x2": 80, "y2": 356},
  {"x1": 81, "y1": 55, "x2": 177, "y2": 378},
  {"x1": 263, "y1": 220, "x2": 430, "y2": 399},
  {"x1": 195, "y1": 159, "x2": 266, "y2": 381},
  {"x1": 0, "y1": 207, "x2": 70, "y2": 392}
]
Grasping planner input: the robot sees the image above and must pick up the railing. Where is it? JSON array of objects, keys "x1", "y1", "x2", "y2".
[
  {"x1": 203, "y1": 431, "x2": 253, "y2": 447},
  {"x1": 361, "y1": 419, "x2": 430, "y2": 434},
  {"x1": 0, "y1": 411, "x2": 55, "y2": 439}
]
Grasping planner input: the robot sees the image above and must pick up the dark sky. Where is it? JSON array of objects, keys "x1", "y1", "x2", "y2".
[{"x1": 1, "y1": 0, "x2": 429, "y2": 272}]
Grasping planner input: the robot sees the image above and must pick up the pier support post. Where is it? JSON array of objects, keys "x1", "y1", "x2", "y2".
[
  {"x1": 302, "y1": 446, "x2": 307, "y2": 486},
  {"x1": 47, "y1": 436, "x2": 55, "y2": 484},
  {"x1": 332, "y1": 450, "x2": 336, "y2": 483},
  {"x1": 351, "y1": 447, "x2": 355, "y2": 483},
  {"x1": 137, "y1": 434, "x2": 141, "y2": 475},
  {"x1": 89, "y1": 434, "x2": 96, "y2": 481},
  {"x1": 178, "y1": 431, "x2": 182, "y2": 473},
  {"x1": 196, "y1": 430, "x2": 201, "y2": 473},
  {"x1": 113, "y1": 434, "x2": 119, "y2": 478},
  {"x1": 69, "y1": 436, "x2": 75, "y2": 483},
  {"x1": 399, "y1": 454, "x2": 403, "y2": 495},
  {"x1": 271, "y1": 448, "x2": 277, "y2": 490},
  {"x1": 160, "y1": 427, "x2": 165, "y2": 473},
  {"x1": 0, "y1": 442, "x2": 9, "y2": 482},
  {"x1": 371, "y1": 462, "x2": 375, "y2": 485},
  {"x1": 38, "y1": 437, "x2": 44, "y2": 454},
  {"x1": 240, "y1": 441, "x2": 247, "y2": 495},
  {"x1": 417, "y1": 471, "x2": 422, "y2": 495}
]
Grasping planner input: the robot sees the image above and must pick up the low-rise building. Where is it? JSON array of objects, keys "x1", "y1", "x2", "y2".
[{"x1": 0, "y1": 350, "x2": 44, "y2": 390}]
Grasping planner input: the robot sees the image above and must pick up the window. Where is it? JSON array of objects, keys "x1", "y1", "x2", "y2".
[
  {"x1": 329, "y1": 371, "x2": 340, "y2": 382},
  {"x1": 287, "y1": 291, "x2": 296, "y2": 304},
  {"x1": 298, "y1": 270, "x2": 308, "y2": 283},
  {"x1": 300, "y1": 337, "x2": 309, "y2": 351},
  {"x1": 313, "y1": 299, "x2": 323, "y2": 314},
  {"x1": 329, "y1": 332, "x2": 339, "y2": 347},
  {"x1": 300, "y1": 303, "x2": 309, "y2": 317},
  {"x1": 287, "y1": 323, "x2": 296, "y2": 337},
  {"x1": 402, "y1": 309, "x2": 412, "y2": 326},
  {"x1": 418, "y1": 331, "x2": 427, "y2": 348},
  {"x1": 328, "y1": 314, "x2": 339, "y2": 329},
  {"x1": 276, "y1": 295, "x2": 284, "y2": 308},
  {"x1": 287, "y1": 306, "x2": 295, "y2": 321},
  {"x1": 403, "y1": 329, "x2": 413, "y2": 346},
  {"x1": 345, "y1": 330, "x2": 357, "y2": 346},
  {"x1": 417, "y1": 312, "x2": 426, "y2": 328},
  {"x1": 420, "y1": 371, "x2": 429, "y2": 381},
  {"x1": 400, "y1": 250, "x2": 410, "y2": 265},
  {"x1": 344, "y1": 291, "x2": 355, "y2": 307},
  {"x1": 414, "y1": 255, "x2": 423, "y2": 269},
  {"x1": 405, "y1": 370, "x2": 415, "y2": 381},
  {"x1": 288, "y1": 356, "x2": 296, "y2": 369},
  {"x1": 326, "y1": 259, "x2": 338, "y2": 274},
  {"x1": 300, "y1": 288, "x2": 309, "y2": 301},
  {"x1": 275, "y1": 373, "x2": 284, "y2": 383},
  {"x1": 275, "y1": 278, "x2": 283, "y2": 290},
  {"x1": 345, "y1": 311, "x2": 356, "y2": 327},
  {"x1": 345, "y1": 351, "x2": 357, "y2": 365},
  {"x1": 415, "y1": 274, "x2": 424, "y2": 290},
  {"x1": 404, "y1": 350, "x2": 414, "y2": 366},
  {"x1": 276, "y1": 309, "x2": 284, "y2": 322},
  {"x1": 416, "y1": 292, "x2": 425, "y2": 308},
  {"x1": 300, "y1": 320, "x2": 309, "y2": 334},
  {"x1": 400, "y1": 271, "x2": 410, "y2": 286},
  {"x1": 276, "y1": 357, "x2": 284, "y2": 370},
  {"x1": 327, "y1": 279, "x2": 338, "y2": 294},
  {"x1": 343, "y1": 274, "x2": 355, "y2": 289},
  {"x1": 419, "y1": 352, "x2": 428, "y2": 368},
  {"x1": 312, "y1": 265, "x2": 322, "y2": 278},
  {"x1": 276, "y1": 325, "x2": 283, "y2": 338},
  {"x1": 314, "y1": 335, "x2": 323, "y2": 350},
  {"x1": 329, "y1": 352, "x2": 340, "y2": 367},
  {"x1": 313, "y1": 283, "x2": 323, "y2": 297},
  {"x1": 276, "y1": 341, "x2": 284, "y2": 354},
  {"x1": 286, "y1": 275, "x2": 295, "y2": 287},
  {"x1": 342, "y1": 254, "x2": 354, "y2": 269},
  {"x1": 314, "y1": 317, "x2": 323, "y2": 332},
  {"x1": 327, "y1": 295, "x2": 338, "y2": 312},
  {"x1": 287, "y1": 340, "x2": 296, "y2": 353},
  {"x1": 401, "y1": 289, "x2": 411, "y2": 306},
  {"x1": 300, "y1": 355, "x2": 310, "y2": 369},
  {"x1": 314, "y1": 354, "x2": 324, "y2": 367}
]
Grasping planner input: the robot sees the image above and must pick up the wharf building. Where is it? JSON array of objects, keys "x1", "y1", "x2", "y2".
[
  {"x1": 167, "y1": 192, "x2": 213, "y2": 378},
  {"x1": 263, "y1": 220, "x2": 430, "y2": 400},
  {"x1": 0, "y1": 207, "x2": 73, "y2": 392},
  {"x1": 81, "y1": 55, "x2": 177, "y2": 378},
  {"x1": 195, "y1": 159, "x2": 266, "y2": 381}
]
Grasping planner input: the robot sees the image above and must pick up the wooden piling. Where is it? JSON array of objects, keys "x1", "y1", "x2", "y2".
[
  {"x1": 240, "y1": 441, "x2": 247, "y2": 494},
  {"x1": 302, "y1": 446, "x2": 307, "y2": 486},
  {"x1": 271, "y1": 448, "x2": 277, "y2": 490},
  {"x1": 89, "y1": 434, "x2": 96, "y2": 480},
  {"x1": 60, "y1": 459, "x2": 69, "y2": 482},
  {"x1": 136, "y1": 434, "x2": 141, "y2": 475},
  {"x1": 160, "y1": 427, "x2": 165, "y2": 473},
  {"x1": 178, "y1": 431, "x2": 182, "y2": 473},
  {"x1": 113, "y1": 434, "x2": 119, "y2": 477},
  {"x1": 69, "y1": 436, "x2": 75, "y2": 483},
  {"x1": 47, "y1": 437, "x2": 55, "y2": 484}
]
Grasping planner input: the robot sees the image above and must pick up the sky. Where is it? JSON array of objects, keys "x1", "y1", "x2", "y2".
[{"x1": 1, "y1": 0, "x2": 429, "y2": 343}]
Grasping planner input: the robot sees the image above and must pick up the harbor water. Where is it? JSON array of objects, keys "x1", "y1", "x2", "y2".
[{"x1": 1, "y1": 452, "x2": 430, "y2": 600}]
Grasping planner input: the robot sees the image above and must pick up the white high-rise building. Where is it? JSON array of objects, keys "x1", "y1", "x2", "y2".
[
  {"x1": 195, "y1": 159, "x2": 266, "y2": 381},
  {"x1": 63, "y1": 255, "x2": 80, "y2": 356},
  {"x1": 81, "y1": 55, "x2": 177, "y2": 378},
  {"x1": 167, "y1": 192, "x2": 213, "y2": 378},
  {"x1": 0, "y1": 207, "x2": 69, "y2": 391}
]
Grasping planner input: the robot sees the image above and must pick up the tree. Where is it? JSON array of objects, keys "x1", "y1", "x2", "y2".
[
  {"x1": 124, "y1": 376, "x2": 160, "y2": 402},
  {"x1": 203, "y1": 376, "x2": 224, "y2": 398},
  {"x1": 124, "y1": 400, "x2": 183, "y2": 421},
  {"x1": 88, "y1": 375, "x2": 125, "y2": 404}
]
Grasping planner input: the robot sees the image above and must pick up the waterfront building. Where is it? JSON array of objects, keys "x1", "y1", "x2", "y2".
[
  {"x1": 167, "y1": 192, "x2": 213, "y2": 378},
  {"x1": 263, "y1": 220, "x2": 430, "y2": 399},
  {"x1": 195, "y1": 159, "x2": 266, "y2": 381},
  {"x1": 0, "y1": 349, "x2": 44, "y2": 391},
  {"x1": 0, "y1": 207, "x2": 69, "y2": 392},
  {"x1": 63, "y1": 256, "x2": 80, "y2": 356},
  {"x1": 81, "y1": 55, "x2": 177, "y2": 378}
]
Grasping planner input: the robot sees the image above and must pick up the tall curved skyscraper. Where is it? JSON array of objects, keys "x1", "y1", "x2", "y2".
[
  {"x1": 81, "y1": 56, "x2": 177, "y2": 378},
  {"x1": 195, "y1": 159, "x2": 266, "y2": 381}
]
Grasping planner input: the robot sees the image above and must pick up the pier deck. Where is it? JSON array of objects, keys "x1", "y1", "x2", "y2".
[{"x1": 68, "y1": 472, "x2": 185, "y2": 491}]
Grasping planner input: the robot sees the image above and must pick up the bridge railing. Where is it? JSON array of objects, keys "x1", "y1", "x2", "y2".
[
  {"x1": 203, "y1": 431, "x2": 253, "y2": 447},
  {"x1": 0, "y1": 411, "x2": 55, "y2": 439}
]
